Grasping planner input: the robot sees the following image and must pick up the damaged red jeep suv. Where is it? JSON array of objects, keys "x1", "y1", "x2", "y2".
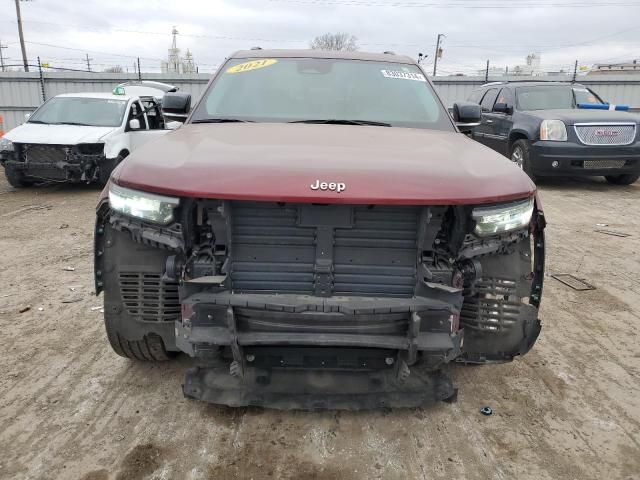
[{"x1": 95, "y1": 50, "x2": 546, "y2": 409}]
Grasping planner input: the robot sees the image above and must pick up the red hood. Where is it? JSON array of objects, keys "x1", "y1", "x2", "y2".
[{"x1": 113, "y1": 123, "x2": 535, "y2": 205}]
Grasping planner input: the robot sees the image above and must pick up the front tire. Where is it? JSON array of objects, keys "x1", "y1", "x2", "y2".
[
  {"x1": 510, "y1": 140, "x2": 536, "y2": 182},
  {"x1": 605, "y1": 174, "x2": 639, "y2": 185},
  {"x1": 4, "y1": 164, "x2": 33, "y2": 188},
  {"x1": 104, "y1": 315, "x2": 174, "y2": 362}
]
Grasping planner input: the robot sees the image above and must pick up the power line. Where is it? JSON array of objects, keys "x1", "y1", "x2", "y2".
[
  {"x1": 12, "y1": 19, "x2": 640, "y2": 53},
  {"x1": 23, "y1": 41, "x2": 164, "y2": 61},
  {"x1": 4, "y1": 20, "x2": 309, "y2": 44}
]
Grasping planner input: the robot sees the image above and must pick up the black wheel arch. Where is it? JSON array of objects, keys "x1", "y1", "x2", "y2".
[{"x1": 508, "y1": 129, "x2": 530, "y2": 151}]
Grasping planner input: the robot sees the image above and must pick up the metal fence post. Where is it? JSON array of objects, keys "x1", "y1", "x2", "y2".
[{"x1": 37, "y1": 56, "x2": 45, "y2": 102}]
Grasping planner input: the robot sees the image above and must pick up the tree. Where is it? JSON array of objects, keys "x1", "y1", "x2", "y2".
[
  {"x1": 103, "y1": 65, "x2": 123, "y2": 73},
  {"x1": 310, "y1": 33, "x2": 358, "y2": 52}
]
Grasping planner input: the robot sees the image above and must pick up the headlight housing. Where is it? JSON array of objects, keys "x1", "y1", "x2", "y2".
[
  {"x1": 540, "y1": 119, "x2": 567, "y2": 141},
  {"x1": 109, "y1": 183, "x2": 179, "y2": 225},
  {"x1": 0, "y1": 137, "x2": 14, "y2": 152},
  {"x1": 472, "y1": 198, "x2": 534, "y2": 236}
]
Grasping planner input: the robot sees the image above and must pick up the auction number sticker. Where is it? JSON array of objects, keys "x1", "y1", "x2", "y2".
[
  {"x1": 381, "y1": 69, "x2": 426, "y2": 82},
  {"x1": 226, "y1": 59, "x2": 278, "y2": 74}
]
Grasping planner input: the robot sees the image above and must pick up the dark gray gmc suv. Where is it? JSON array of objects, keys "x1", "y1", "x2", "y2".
[{"x1": 468, "y1": 81, "x2": 640, "y2": 184}]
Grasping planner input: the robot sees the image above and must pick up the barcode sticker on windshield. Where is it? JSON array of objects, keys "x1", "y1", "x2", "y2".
[{"x1": 381, "y1": 70, "x2": 426, "y2": 82}]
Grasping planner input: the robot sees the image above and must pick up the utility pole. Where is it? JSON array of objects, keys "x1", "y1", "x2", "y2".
[
  {"x1": 85, "y1": 53, "x2": 92, "y2": 72},
  {"x1": 137, "y1": 57, "x2": 142, "y2": 81},
  {"x1": 432, "y1": 33, "x2": 445, "y2": 76},
  {"x1": 14, "y1": 0, "x2": 29, "y2": 72},
  {"x1": 485, "y1": 60, "x2": 490, "y2": 82},
  {"x1": 572, "y1": 60, "x2": 578, "y2": 83},
  {"x1": 0, "y1": 40, "x2": 7, "y2": 72}
]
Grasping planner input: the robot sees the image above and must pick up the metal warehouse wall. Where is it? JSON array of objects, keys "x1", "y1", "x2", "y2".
[{"x1": 1, "y1": 72, "x2": 639, "y2": 132}]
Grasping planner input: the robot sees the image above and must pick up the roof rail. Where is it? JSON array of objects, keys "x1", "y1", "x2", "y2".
[
  {"x1": 479, "y1": 79, "x2": 579, "y2": 88},
  {"x1": 250, "y1": 46, "x2": 262, "y2": 50},
  {"x1": 383, "y1": 50, "x2": 396, "y2": 55}
]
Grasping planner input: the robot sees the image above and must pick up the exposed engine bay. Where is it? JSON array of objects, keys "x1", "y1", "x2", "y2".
[
  {"x1": 95, "y1": 197, "x2": 545, "y2": 409},
  {"x1": 3, "y1": 143, "x2": 109, "y2": 183}
]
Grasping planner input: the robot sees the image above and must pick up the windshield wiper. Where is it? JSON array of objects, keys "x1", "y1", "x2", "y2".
[
  {"x1": 289, "y1": 119, "x2": 392, "y2": 127},
  {"x1": 27, "y1": 120, "x2": 49, "y2": 124},
  {"x1": 192, "y1": 118, "x2": 254, "y2": 124},
  {"x1": 53, "y1": 122, "x2": 93, "y2": 126}
]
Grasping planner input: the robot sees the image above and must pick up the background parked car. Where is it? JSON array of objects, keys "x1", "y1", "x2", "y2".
[
  {"x1": 468, "y1": 81, "x2": 640, "y2": 185},
  {"x1": 0, "y1": 81, "x2": 184, "y2": 187}
]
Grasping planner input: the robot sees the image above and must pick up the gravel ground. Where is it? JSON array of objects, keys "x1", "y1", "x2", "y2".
[{"x1": 0, "y1": 175, "x2": 638, "y2": 480}]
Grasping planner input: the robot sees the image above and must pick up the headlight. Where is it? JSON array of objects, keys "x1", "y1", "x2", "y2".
[
  {"x1": 109, "y1": 183, "x2": 179, "y2": 225},
  {"x1": 0, "y1": 137, "x2": 14, "y2": 152},
  {"x1": 540, "y1": 120, "x2": 567, "y2": 141},
  {"x1": 472, "y1": 198, "x2": 534, "y2": 236}
]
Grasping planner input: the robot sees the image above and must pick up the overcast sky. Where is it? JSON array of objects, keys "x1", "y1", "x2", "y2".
[{"x1": 0, "y1": 0, "x2": 639, "y2": 75}]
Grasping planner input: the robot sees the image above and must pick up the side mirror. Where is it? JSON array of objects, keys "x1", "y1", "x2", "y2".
[
  {"x1": 493, "y1": 103, "x2": 512, "y2": 114},
  {"x1": 129, "y1": 118, "x2": 141, "y2": 130},
  {"x1": 162, "y1": 92, "x2": 192, "y2": 122},
  {"x1": 452, "y1": 102, "x2": 481, "y2": 132}
]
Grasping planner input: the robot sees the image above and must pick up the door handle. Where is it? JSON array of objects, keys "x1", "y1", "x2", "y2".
[{"x1": 486, "y1": 119, "x2": 494, "y2": 124}]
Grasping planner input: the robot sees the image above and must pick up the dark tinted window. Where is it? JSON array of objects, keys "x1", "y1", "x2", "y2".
[
  {"x1": 192, "y1": 57, "x2": 454, "y2": 131},
  {"x1": 496, "y1": 88, "x2": 514, "y2": 107},
  {"x1": 516, "y1": 85, "x2": 604, "y2": 111},
  {"x1": 480, "y1": 88, "x2": 499, "y2": 111},
  {"x1": 573, "y1": 87, "x2": 604, "y2": 106}
]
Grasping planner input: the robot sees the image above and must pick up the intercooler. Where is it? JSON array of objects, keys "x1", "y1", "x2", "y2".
[{"x1": 229, "y1": 202, "x2": 420, "y2": 297}]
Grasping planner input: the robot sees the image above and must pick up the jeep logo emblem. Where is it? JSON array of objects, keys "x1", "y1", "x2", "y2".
[{"x1": 310, "y1": 179, "x2": 346, "y2": 193}]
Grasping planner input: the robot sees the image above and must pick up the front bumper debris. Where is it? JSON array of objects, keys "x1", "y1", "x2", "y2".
[
  {"x1": 176, "y1": 292, "x2": 463, "y2": 409},
  {"x1": 183, "y1": 363, "x2": 457, "y2": 410}
]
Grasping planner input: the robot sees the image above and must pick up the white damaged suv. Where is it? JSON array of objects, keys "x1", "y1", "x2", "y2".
[{"x1": 0, "y1": 81, "x2": 185, "y2": 187}]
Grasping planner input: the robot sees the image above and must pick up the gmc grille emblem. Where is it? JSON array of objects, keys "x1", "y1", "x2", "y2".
[
  {"x1": 310, "y1": 179, "x2": 346, "y2": 193},
  {"x1": 594, "y1": 129, "x2": 620, "y2": 137}
]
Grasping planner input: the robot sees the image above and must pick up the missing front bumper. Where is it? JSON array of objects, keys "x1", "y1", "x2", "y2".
[
  {"x1": 175, "y1": 292, "x2": 463, "y2": 363},
  {"x1": 176, "y1": 291, "x2": 463, "y2": 409}
]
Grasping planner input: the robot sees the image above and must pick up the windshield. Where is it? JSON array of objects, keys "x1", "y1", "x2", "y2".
[
  {"x1": 516, "y1": 86, "x2": 604, "y2": 111},
  {"x1": 191, "y1": 57, "x2": 452, "y2": 130},
  {"x1": 29, "y1": 97, "x2": 128, "y2": 127}
]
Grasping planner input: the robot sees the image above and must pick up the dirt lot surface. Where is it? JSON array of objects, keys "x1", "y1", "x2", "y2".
[{"x1": 0, "y1": 175, "x2": 639, "y2": 480}]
